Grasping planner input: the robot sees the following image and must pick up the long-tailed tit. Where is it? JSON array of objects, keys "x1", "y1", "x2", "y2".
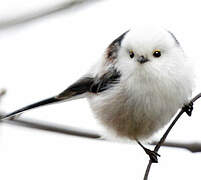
[{"x1": 1, "y1": 25, "x2": 194, "y2": 162}]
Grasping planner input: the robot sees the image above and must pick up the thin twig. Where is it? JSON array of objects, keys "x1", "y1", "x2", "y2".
[
  {"x1": 150, "y1": 141, "x2": 201, "y2": 153},
  {"x1": 0, "y1": 114, "x2": 101, "y2": 139},
  {"x1": 0, "y1": 88, "x2": 200, "y2": 152},
  {"x1": 0, "y1": 89, "x2": 6, "y2": 96},
  {"x1": 143, "y1": 92, "x2": 201, "y2": 180},
  {"x1": 2, "y1": 113, "x2": 201, "y2": 153},
  {"x1": 0, "y1": 0, "x2": 102, "y2": 30}
]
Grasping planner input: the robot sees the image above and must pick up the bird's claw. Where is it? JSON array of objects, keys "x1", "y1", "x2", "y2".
[
  {"x1": 144, "y1": 148, "x2": 160, "y2": 163},
  {"x1": 183, "y1": 101, "x2": 193, "y2": 116}
]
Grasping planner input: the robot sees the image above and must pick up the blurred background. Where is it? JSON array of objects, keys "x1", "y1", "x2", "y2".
[{"x1": 0, "y1": 0, "x2": 201, "y2": 179}]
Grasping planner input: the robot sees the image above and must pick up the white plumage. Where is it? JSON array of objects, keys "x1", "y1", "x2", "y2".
[
  {"x1": 1, "y1": 25, "x2": 194, "y2": 144},
  {"x1": 87, "y1": 25, "x2": 193, "y2": 140}
]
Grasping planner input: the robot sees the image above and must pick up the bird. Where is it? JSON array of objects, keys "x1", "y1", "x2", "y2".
[{"x1": 1, "y1": 25, "x2": 194, "y2": 163}]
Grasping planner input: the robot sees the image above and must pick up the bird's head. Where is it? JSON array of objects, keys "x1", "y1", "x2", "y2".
[{"x1": 105, "y1": 25, "x2": 186, "y2": 79}]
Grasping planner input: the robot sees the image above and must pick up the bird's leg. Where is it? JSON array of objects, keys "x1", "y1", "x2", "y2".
[
  {"x1": 137, "y1": 141, "x2": 160, "y2": 163},
  {"x1": 182, "y1": 101, "x2": 193, "y2": 116}
]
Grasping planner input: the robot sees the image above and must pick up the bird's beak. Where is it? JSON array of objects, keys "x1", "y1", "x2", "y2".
[{"x1": 137, "y1": 56, "x2": 149, "y2": 64}]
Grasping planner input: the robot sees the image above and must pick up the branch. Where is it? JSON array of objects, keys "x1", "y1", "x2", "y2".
[
  {"x1": 144, "y1": 92, "x2": 201, "y2": 180},
  {"x1": 0, "y1": 0, "x2": 102, "y2": 30},
  {"x1": 0, "y1": 114, "x2": 101, "y2": 139},
  {"x1": 2, "y1": 113, "x2": 201, "y2": 153},
  {"x1": 150, "y1": 141, "x2": 201, "y2": 153}
]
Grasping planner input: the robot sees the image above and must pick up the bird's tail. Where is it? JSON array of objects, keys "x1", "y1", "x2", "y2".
[
  {"x1": 1, "y1": 76, "x2": 94, "y2": 121},
  {"x1": 0, "y1": 91, "x2": 86, "y2": 121},
  {"x1": 1, "y1": 96, "x2": 63, "y2": 120}
]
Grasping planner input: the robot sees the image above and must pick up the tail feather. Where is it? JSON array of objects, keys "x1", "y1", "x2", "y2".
[
  {"x1": 0, "y1": 76, "x2": 95, "y2": 121},
  {"x1": 1, "y1": 96, "x2": 61, "y2": 120}
]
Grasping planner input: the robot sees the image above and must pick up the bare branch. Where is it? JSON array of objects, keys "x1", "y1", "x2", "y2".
[
  {"x1": 2, "y1": 113, "x2": 201, "y2": 153},
  {"x1": 0, "y1": 0, "x2": 103, "y2": 30},
  {"x1": 150, "y1": 141, "x2": 201, "y2": 153},
  {"x1": 0, "y1": 114, "x2": 101, "y2": 139},
  {"x1": 0, "y1": 89, "x2": 6, "y2": 97},
  {"x1": 144, "y1": 92, "x2": 201, "y2": 180}
]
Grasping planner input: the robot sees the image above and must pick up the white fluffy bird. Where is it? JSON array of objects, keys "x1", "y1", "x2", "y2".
[{"x1": 1, "y1": 25, "x2": 194, "y2": 162}]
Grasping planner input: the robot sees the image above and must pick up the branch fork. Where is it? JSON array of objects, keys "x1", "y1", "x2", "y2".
[{"x1": 144, "y1": 93, "x2": 201, "y2": 180}]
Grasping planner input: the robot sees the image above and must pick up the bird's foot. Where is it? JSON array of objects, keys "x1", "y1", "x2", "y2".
[
  {"x1": 137, "y1": 141, "x2": 160, "y2": 163},
  {"x1": 183, "y1": 101, "x2": 193, "y2": 116},
  {"x1": 143, "y1": 148, "x2": 160, "y2": 163}
]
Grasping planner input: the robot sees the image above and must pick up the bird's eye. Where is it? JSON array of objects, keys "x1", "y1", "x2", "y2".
[
  {"x1": 153, "y1": 50, "x2": 161, "y2": 57},
  {"x1": 129, "y1": 50, "x2": 135, "y2": 58}
]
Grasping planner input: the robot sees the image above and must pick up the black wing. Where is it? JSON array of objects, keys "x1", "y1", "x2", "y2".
[
  {"x1": 1, "y1": 67, "x2": 121, "y2": 120},
  {"x1": 57, "y1": 67, "x2": 121, "y2": 98},
  {"x1": 89, "y1": 68, "x2": 121, "y2": 93}
]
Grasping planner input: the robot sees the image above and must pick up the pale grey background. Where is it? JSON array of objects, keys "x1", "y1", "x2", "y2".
[{"x1": 0, "y1": 0, "x2": 201, "y2": 179}]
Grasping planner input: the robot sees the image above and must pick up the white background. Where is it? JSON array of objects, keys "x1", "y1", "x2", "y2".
[{"x1": 0, "y1": 0, "x2": 201, "y2": 179}]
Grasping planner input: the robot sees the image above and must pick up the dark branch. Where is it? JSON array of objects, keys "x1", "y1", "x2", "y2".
[
  {"x1": 0, "y1": 89, "x2": 6, "y2": 97},
  {"x1": 144, "y1": 92, "x2": 201, "y2": 180},
  {"x1": 1, "y1": 112, "x2": 201, "y2": 153},
  {"x1": 150, "y1": 141, "x2": 201, "y2": 153},
  {"x1": 0, "y1": 114, "x2": 101, "y2": 139}
]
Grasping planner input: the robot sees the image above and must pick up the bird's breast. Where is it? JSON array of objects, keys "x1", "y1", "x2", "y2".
[{"x1": 88, "y1": 71, "x2": 190, "y2": 140}]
